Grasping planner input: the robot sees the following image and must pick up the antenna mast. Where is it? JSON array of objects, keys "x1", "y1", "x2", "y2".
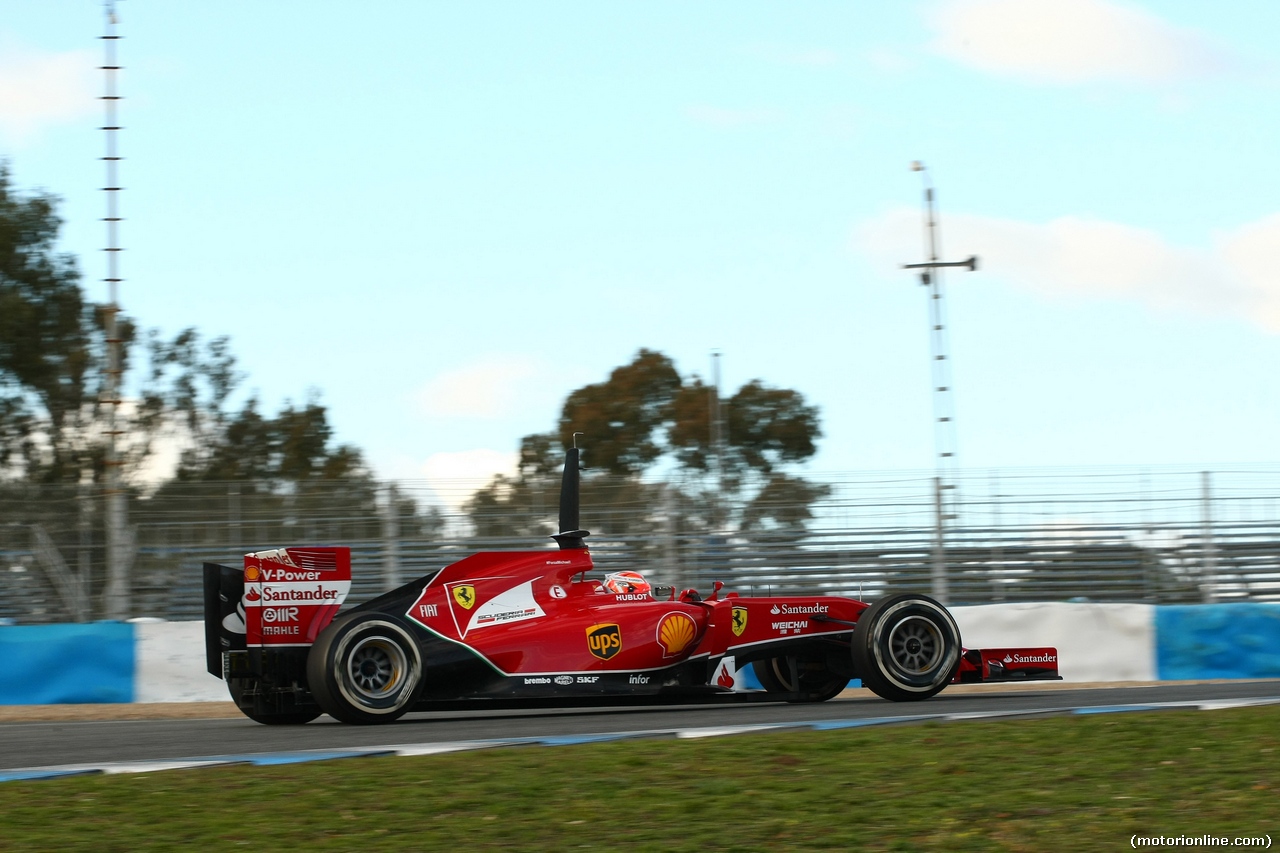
[
  {"x1": 900, "y1": 161, "x2": 977, "y2": 604},
  {"x1": 101, "y1": 0, "x2": 129, "y2": 619}
]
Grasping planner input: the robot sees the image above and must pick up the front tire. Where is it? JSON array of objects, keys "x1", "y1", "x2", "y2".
[
  {"x1": 752, "y1": 655, "x2": 848, "y2": 703},
  {"x1": 306, "y1": 613, "x2": 424, "y2": 724},
  {"x1": 852, "y1": 593, "x2": 960, "y2": 702}
]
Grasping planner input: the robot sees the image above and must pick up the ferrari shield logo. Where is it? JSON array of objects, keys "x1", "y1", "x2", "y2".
[
  {"x1": 587, "y1": 623, "x2": 622, "y2": 661},
  {"x1": 452, "y1": 584, "x2": 476, "y2": 610},
  {"x1": 731, "y1": 606, "x2": 748, "y2": 637}
]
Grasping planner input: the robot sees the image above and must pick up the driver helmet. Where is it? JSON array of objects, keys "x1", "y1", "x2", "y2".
[{"x1": 603, "y1": 570, "x2": 652, "y2": 597}]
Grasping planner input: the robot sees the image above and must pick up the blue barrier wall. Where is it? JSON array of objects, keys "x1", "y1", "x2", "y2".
[
  {"x1": 1156, "y1": 603, "x2": 1280, "y2": 680},
  {"x1": 0, "y1": 622, "x2": 135, "y2": 704}
]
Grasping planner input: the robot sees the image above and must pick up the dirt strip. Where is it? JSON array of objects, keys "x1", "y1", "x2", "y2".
[
  {"x1": 2, "y1": 681, "x2": 1254, "y2": 723},
  {"x1": 0, "y1": 702, "x2": 245, "y2": 722}
]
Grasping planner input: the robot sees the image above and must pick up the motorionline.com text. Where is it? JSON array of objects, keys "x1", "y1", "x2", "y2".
[{"x1": 1131, "y1": 835, "x2": 1271, "y2": 849}]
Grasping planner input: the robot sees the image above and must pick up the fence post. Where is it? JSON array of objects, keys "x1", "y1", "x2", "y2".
[
  {"x1": 382, "y1": 483, "x2": 401, "y2": 593},
  {"x1": 932, "y1": 476, "x2": 950, "y2": 603},
  {"x1": 78, "y1": 483, "x2": 93, "y2": 618},
  {"x1": 662, "y1": 484, "x2": 679, "y2": 587},
  {"x1": 1199, "y1": 470, "x2": 1216, "y2": 603},
  {"x1": 228, "y1": 482, "x2": 241, "y2": 548}
]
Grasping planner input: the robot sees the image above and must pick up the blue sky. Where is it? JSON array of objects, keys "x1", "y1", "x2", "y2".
[{"x1": 3, "y1": 1, "x2": 1279, "y2": 496}]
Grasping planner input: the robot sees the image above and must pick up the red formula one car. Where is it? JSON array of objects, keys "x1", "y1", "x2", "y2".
[{"x1": 203, "y1": 449, "x2": 1060, "y2": 725}]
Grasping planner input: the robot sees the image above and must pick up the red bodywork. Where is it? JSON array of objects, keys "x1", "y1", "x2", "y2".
[
  {"x1": 398, "y1": 549, "x2": 870, "y2": 678},
  {"x1": 236, "y1": 546, "x2": 1060, "y2": 689},
  {"x1": 243, "y1": 548, "x2": 352, "y2": 648},
  {"x1": 207, "y1": 445, "x2": 1061, "y2": 725}
]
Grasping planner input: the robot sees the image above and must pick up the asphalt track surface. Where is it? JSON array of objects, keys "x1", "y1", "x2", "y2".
[{"x1": 3, "y1": 681, "x2": 1280, "y2": 771}]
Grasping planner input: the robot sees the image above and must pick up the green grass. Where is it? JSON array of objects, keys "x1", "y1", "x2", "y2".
[{"x1": 2, "y1": 707, "x2": 1278, "y2": 852}]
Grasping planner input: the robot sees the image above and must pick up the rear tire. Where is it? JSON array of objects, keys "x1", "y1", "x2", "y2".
[
  {"x1": 852, "y1": 592, "x2": 960, "y2": 702},
  {"x1": 307, "y1": 613, "x2": 424, "y2": 724},
  {"x1": 752, "y1": 655, "x2": 848, "y2": 703},
  {"x1": 226, "y1": 677, "x2": 321, "y2": 726}
]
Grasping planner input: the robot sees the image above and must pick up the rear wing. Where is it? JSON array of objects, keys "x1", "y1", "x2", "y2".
[{"x1": 202, "y1": 547, "x2": 352, "y2": 678}]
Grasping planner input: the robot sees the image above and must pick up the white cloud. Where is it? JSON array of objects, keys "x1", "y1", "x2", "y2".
[
  {"x1": 371, "y1": 448, "x2": 518, "y2": 512},
  {"x1": 0, "y1": 39, "x2": 97, "y2": 145},
  {"x1": 855, "y1": 207, "x2": 1280, "y2": 330},
  {"x1": 928, "y1": 0, "x2": 1235, "y2": 85},
  {"x1": 421, "y1": 448, "x2": 517, "y2": 483},
  {"x1": 419, "y1": 449, "x2": 518, "y2": 510},
  {"x1": 417, "y1": 355, "x2": 540, "y2": 419}
]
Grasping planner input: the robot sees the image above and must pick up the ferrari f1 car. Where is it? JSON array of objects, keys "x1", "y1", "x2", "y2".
[{"x1": 203, "y1": 448, "x2": 1060, "y2": 725}]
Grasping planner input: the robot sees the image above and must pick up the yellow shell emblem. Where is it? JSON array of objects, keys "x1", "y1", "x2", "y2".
[
  {"x1": 452, "y1": 584, "x2": 476, "y2": 610},
  {"x1": 657, "y1": 612, "x2": 697, "y2": 657}
]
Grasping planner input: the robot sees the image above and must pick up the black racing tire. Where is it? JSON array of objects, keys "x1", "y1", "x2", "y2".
[
  {"x1": 852, "y1": 592, "x2": 961, "y2": 702},
  {"x1": 226, "y1": 678, "x2": 321, "y2": 726},
  {"x1": 753, "y1": 658, "x2": 786, "y2": 693},
  {"x1": 306, "y1": 612, "x2": 424, "y2": 724},
  {"x1": 752, "y1": 655, "x2": 848, "y2": 703}
]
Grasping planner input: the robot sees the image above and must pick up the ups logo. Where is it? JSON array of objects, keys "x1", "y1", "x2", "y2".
[{"x1": 586, "y1": 623, "x2": 622, "y2": 661}]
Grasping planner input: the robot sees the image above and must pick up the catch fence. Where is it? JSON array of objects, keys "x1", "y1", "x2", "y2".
[{"x1": 2, "y1": 465, "x2": 1279, "y2": 623}]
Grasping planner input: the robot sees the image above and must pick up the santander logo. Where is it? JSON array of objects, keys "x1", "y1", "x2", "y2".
[{"x1": 1001, "y1": 652, "x2": 1056, "y2": 664}]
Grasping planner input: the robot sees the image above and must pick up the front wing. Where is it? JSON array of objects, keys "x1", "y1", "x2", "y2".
[{"x1": 954, "y1": 647, "x2": 1062, "y2": 684}]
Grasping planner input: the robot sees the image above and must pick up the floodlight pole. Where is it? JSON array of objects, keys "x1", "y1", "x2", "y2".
[
  {"x1": 101, "y1": 0, "x2": 130, "y2": 620},
  {"x1": 900, "y1": 162, "x2": 977, "y2": 604}
]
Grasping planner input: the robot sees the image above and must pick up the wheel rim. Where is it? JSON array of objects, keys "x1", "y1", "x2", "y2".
[
  {"x1": 344, "y1": 636, "x2": 407, "y2": 702},
  {"x1": 768, "y1": 658, "x2": 795, "y2": 691},
  {"x1": 886, "y1": 615, "x2": 944, "y2": 676},
  {"x1": 868, "y1": 598, "x2": 960, "y2": 693}
]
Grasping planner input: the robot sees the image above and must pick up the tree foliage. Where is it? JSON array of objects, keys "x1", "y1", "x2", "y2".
[
  {"x1": 0, "y1": 163, "x2": 124, "y2": 481},
  {"x1": 468, "y1": 348, "x2": 829, "y2": 543},
  {"x1": 173, "y1": 395, "x2": 366, "y2": 486},
  {"x1": 0, "y1": 163, "x2": 444, "y2": 621},
  {"x1": 0, "y1": 163, "x2": 367, "y2": 489},
  {"x1": 555, "y1": 348, "x2": 823, "y2": 479},
  {"x1": 558, "y1": 348, "x2": 682, "y2": 476}
]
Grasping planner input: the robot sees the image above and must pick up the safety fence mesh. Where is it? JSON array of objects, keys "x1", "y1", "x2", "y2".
[{"x1": 2, "y1": 464, "x2": 1278, "y2": 623}]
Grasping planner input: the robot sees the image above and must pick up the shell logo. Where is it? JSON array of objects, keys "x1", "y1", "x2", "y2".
[
  {"x1": 657, "y1": 612, "x2": 697, "y2": 657},
  {"x1": 245, "y1": 565, "x2": 260, "y2": 582}
]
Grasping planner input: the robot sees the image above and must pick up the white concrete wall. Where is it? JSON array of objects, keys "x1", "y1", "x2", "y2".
[
  {"x1": 135, "y1": 621, "x2": 227, "y2": 703},
  {"x1": 952, "y1": 602, "x2": 1157, "y2": 682},
  {"x1": 131, "y1": 603, "x2": 1159, "y2": 702}
]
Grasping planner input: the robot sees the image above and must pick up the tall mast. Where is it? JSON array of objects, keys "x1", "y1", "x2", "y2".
[
  {"x1": 901, "y1": 162, "x2": 978, "y2": 604},
  {"x1": 101, "y1": 0, "x2": 129, "y2": 619}
]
